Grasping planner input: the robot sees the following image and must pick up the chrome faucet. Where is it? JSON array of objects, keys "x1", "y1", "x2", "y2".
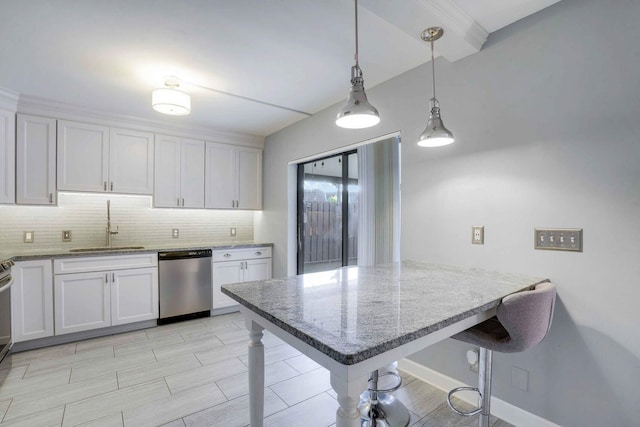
[{"x1": 106, "y1": 200, "x2": 119, "y2": 247}]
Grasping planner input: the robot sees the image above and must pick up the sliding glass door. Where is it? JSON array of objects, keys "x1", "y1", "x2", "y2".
[{"x1": 297, "y1": 151, "x2": 358, "y2": 274}]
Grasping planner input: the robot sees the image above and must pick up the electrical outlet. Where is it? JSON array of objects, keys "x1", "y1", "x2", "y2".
[
  {"x1": 62, "y1": 230, "x2": 72, "y2": 242},
  {"x1": 172, "y1": 228, "x2": 179, "y2": 238},
  {"x1": 230, "y1": 227, "x2": 236, "y2": 237},
  {"x1": 23, "y1": 231, "x2": 34, "y2": 243},
  {"x1": 472, "y1": 226, "x2": 484, "y2": 245},
  {"x1": 535, "y1": 228, "x2": 582, "y2": 251}
]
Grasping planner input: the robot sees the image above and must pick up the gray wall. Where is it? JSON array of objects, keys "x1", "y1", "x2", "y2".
[{"x1": 256, "y1": 0, "x2": 640, "y2": 425}]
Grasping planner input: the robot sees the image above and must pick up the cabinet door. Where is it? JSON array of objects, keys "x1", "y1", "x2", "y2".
[
  {"x1": 109, "y1": 128, "x2": 154, "y2": 194},
  {"x1": 237, "y1": 147, "x2": 262, "y2": 209},
  {"x1": 181, "y1": 138, "x2": 205, "y2": 208},
  {"x1": 111, "y1": 267, "x2": 158, "y2": 326},
  {"x1": 57, "y1": 120, "x2": 109, "y2": 192},
  {"x1": 12, "y1": 260, "x2": 54, "y2": 342},
  {"x1": 212, "y1": 261, "x2": 243, "y2": 309},
  {"x1": 205, "y1": 142, "x2": 236, "y2": 209},
  {"x1": 16, "y1": 114, "x2": 57, "y2": 205},
  {"x1": 245, "y1": 258, "x2": 272, "y2": 282},
  {"x1": 0, "y1": 109, "x2": 15, "y2": 204},
  {"x1": 54, "y1": 271, "x2": 111, "y2": 335},
  {"x1": 154, "y1": 134, "x2": 181, "y2": 207}
]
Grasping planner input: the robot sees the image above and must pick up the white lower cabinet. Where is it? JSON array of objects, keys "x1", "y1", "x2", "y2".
[
  {"x1": 53, "y1": 254, "x2": 158, "y2": 335},
  {"x1": 12, "y1": 260, "x2": 54, "y2": 343},
  {"x1": 212, "y1": 247, "x2": 272, "y2": 311}
]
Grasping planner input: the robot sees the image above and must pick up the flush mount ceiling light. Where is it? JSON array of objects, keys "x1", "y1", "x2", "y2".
[
  {"x1": 152, "y1": 77, "x2": 191, "y2": 116},
  {"x1": 417, "y1": 27, "x2": 454, "y2": 147},
  {"x1": 335, "y1": 0, "x2": 380, "y2": 129}
]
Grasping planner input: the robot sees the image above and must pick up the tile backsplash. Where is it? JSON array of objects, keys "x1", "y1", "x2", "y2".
[{"x1": 0, "y1": 192, "x2": 254, "y2": 251}]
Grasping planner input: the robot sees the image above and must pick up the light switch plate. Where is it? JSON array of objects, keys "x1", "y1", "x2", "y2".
[
  {"x1": 230, "y1": 227, "x2": 236, "y2": 237},
  {"x1": 535, "y1": 228, "x2": 582, "y2": 251},
  {"x1": 23, "y1": 231, "x2": 34, "y2": 243},
  {"x1": 172, "y1": 228, "x2": 179, "y2": 238},
  {"x1": 62, "y1": 230, "x2": 72, "y2": 242}
]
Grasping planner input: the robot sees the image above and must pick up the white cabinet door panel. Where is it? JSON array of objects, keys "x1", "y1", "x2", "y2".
[
  {"x1": 245, "y1": 258, "x2": 272, "y2": 282},
  {"x1": 205, "y1": 142, "x2": 236, "y2": 209},
  {"x1": 154, "y1": 135, "x2": 181, "y2": 207},
  {"x1": 238, "y1": 148, "x2": 262, "y2": 209},
  {"x1": 109, "y1": 128, "x2": 154, "y2": 194},
  {"x1": 12, "y1": 260, "x2": 54, "y2": 342},
  {"x1": 0, "y1": 109, "x2": 15, "y2": 204},
  {"x1": 111, "y1": 267, "x2": 158, "y2": 325},
  {"x1": 181, "y1": 138, "x2": 205, "y2": 208},
  {"x1": 57, "y1": 120, "x2": 109, "y2": 192},
  {"x1": 212, "y1": 261, "x2": 243, "y2": 309},
  {"x1": 54, "y1": 272, "x2": 111, "y2": 335},
  {"x1": 16, "y1": 114, "x2": 56, "y2": 205}
]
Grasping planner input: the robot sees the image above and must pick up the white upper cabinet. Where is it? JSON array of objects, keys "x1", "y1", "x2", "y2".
[
  {"x1": 0, "y1": 109, "x2": 15, "y2": 204},
  {"x1": 205, "y1": 142, "x2": 262, "y2": 209},
  {"x1": 154, "y1": 135, "x2": 204, "y2": 208},
  {"x1": 109, "y1": 128, "x2": 154, "y2": 194},
  {"x1": 57, "y1": 120, "x2": 109, "y2": 192},
  {"x1": 16, "y1": 114, "x2": 57, "y2": 205},
  {"x1": 57, "y1": 120, "x2": 153, "y2": 194}
]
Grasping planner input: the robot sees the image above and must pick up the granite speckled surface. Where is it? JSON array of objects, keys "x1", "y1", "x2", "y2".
[
  {"x1": 222, "y1": 261, "x2": 548, "y2": 365},
  {"x1": 0, "y1": 242, "x2": 273, "y2": 262}
]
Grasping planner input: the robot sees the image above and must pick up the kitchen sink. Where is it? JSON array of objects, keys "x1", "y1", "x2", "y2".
[{"x1": 69, "y1": 246, "x2": 145, "y2": 253}]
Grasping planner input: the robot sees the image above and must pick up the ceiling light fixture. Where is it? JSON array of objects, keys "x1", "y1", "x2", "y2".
[
  {"x1": 417, "y1": 27, "x2": 454, "y2": 147},
  {"x1": 336, "y1": 0, "x2": 380, "y2": 129},
  {"x1": 152, "y1": 77, "x2": 191, "y2": 116}
]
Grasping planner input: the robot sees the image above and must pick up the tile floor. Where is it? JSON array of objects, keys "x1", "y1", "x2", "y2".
[{"x1": 0, "y1": 312, "x2": 513, "y2": 427}]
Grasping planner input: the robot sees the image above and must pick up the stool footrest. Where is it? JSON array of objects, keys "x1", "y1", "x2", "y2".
[
  {"x1": 368, "y1": 371, "x2": 403, "y2": 394},
  {"x1": 447, "y1": 386, "x2": 483, "y2": 417}
]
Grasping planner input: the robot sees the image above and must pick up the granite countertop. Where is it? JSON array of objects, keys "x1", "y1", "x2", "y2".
[
  {"x1": 222, "y1": 260, "x2": 548, "y2": 365},
  {"x1": 1, "y1": 242, "x2": 273, "y2": 261}
]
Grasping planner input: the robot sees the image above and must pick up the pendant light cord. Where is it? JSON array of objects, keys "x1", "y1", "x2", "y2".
[
  {"x1": 354, "y1": 0, "x2": 359, "y2": 66},
  {"x1": 430, "y1": 40, "x2": 436, "y2": 100}
]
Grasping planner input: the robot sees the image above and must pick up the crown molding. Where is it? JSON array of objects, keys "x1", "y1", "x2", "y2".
[
  {"x1": 0, "y1": 87, "x2": 20, "y2": 111},
  {"x1": 360, "y1": 0, "x2": 488, "y2": 62},
  {"x1": 17, "y1": 94, "x2": 264, "y2": 148}
]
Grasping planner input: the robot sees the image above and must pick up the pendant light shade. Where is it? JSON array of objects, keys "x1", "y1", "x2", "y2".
[
  {"x1": 152, "y1": 77, "x2": 191, "y2": 116},
  {"x1": 336, "y1": 65, "x2": 380, "y2": 129},
  {"x1": 418, "y1": 27, "x2": 454, "y2": 147},
  {"x1": 417, "y1": 98, "x2": 454, "y2": 147},
  {"x1": 336, "y1": 0, "x2": 380, "y2": 129}
]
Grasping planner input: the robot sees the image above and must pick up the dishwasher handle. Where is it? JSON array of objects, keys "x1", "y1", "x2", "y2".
[{"x1": 158, "y1": 249, "x2": 212, "y2": 260}]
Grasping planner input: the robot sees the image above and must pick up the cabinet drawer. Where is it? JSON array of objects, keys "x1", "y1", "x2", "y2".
[
  {"x1": 54, "y1": 253, "x2": 158, "y2": 274},
  {"x1": 212, "y1": 247, "x2": 271, "y2": 261}
]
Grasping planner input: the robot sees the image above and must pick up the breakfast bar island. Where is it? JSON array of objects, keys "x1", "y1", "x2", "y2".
[{"x1": 222, "y1": 261, "x2": 548, "y2": 427}]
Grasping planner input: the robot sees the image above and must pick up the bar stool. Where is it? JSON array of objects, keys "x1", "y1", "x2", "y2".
[
  {"x1": 358, "y1": 368, "x2": 410, "y2": 427},
  {"x1": 447, "y1": 282, "x2": 556, "y2": 427}
]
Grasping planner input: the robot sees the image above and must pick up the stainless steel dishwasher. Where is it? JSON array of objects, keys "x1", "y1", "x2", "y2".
[{"x1": 158, "y1": 249, "x2": 212, "y2": 324}]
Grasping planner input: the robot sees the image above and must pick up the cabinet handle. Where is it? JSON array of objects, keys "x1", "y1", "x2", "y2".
[
  {"x1": 49, "y1": 193, "x2": 53, "y2": 203},
  {"x1": 244, "y1": 261, "x2": 248, "y2": 269},
  {"x1": 104, "y1": 181, "x2": 107, "y2": 191},
  {"x1": 105, "y1": 273, "x2": 109, "y2": 283},
  {"x1": 110, "y1": 182, "x2": 114, "y2": 191},
  {"x1": 182, "y1": 198, "x2": 185, "y2": 207},
  {"x1": 224, "y1": 253, "x2": 231, "y2": 258},
  {"x1": 111, "y1": 272, "x2": 115, "y2": 282},
  {"x1": 255, "y1": 251, "x2": 262, "y2": 256},
  {"x1": 177, "y1": 198, "x2": 180, "y2": 207}
]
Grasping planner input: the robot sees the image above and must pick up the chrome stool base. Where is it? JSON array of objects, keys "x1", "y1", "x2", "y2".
[{"x1": 358, "y1": 369, "x2": 410, "y2": 427}]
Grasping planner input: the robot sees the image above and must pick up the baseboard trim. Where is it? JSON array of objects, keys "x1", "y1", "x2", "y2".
[{"x1": 397, "y1": 359, "x2": 560, "y2": 427}]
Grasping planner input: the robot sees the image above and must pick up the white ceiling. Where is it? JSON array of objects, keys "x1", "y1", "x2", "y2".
[{"x1": 0, "y1": 0, "x2": 560, "y2": 137}]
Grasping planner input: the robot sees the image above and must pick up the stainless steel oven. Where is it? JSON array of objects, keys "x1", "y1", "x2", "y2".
[{"x1": 0, "y1": 259, "x2": 14, "y2": 363}]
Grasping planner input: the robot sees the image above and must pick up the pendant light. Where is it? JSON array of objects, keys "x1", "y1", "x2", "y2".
[
  {"x1": 335, "y1": 0, "x2": 380, "y2": 129},
  {"x1": 417, "y1": 27, "x2": 454, "y2": 147},
  {"x1": 152, "y1": 77, "x2": 191, "y2": 116}
]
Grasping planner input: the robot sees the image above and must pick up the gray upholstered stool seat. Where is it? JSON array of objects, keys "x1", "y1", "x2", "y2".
[{"x1": 447, "y1": 282, "x2": 556, "y2": 427}]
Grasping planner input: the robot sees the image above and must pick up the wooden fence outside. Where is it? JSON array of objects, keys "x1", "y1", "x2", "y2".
[{"x1": 302, "y1": 201, "x2": 358, "y2": 265}]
